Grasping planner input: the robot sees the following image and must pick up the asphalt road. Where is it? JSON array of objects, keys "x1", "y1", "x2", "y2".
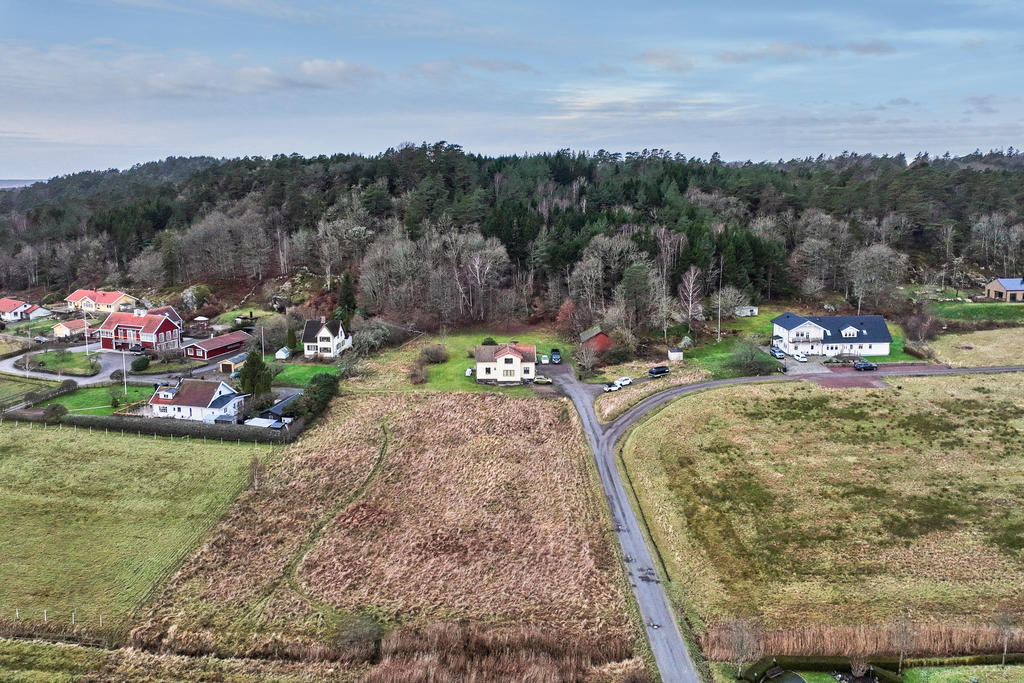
[
  {"x1": 0, "y1": 344, "x2": 222, "y2": 387},
  {"x1": 551, "y1": 361, "x2": 1024, "y2": 683}
]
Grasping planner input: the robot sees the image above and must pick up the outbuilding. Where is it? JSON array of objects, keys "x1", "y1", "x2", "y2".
[
  {"x1": 182, "y1": 330, "x2": 253, "y2": 361},
  {"x1": 219, "y1": 352, "x2": 248, "y2": 374}
]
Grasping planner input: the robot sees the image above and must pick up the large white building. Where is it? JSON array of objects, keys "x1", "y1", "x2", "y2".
[
  {"x1": 474, "y1": 343, "x2": 537, "y2": 384},
  {"x1": 771, "y1": 312, "x2": 892, "y2": 357},
  {"x1": 301, "y1": 318, "x2": 353, "y2": 359},
  {"x1": 145, "y1": 379, "x2": 247, "y2": 423}
]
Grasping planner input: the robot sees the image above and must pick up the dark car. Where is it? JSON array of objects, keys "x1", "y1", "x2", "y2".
[
  {"x1": 853, "y1": 359, "x2": 878, "y2": 371},
  {"x1": 550, "y1": 348, "x2": 561, "y2": 364},
  {"x1": 769, "y1": 347, "x2": 786, "y2": 359},
  {"x1": 128, "y1": 344, "x2": 144, "y2": 354},
  {"x1": 649, "y1": 365, "x2": 670, "y2": 378}
]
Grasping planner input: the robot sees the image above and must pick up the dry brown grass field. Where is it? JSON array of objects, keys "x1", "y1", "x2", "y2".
[
  {"x1": 593, "y1": 362, "x2": 710, "y2": 421},
  {"x1": 929, "y1": 328, "x2": 1024, "y2": 367},
  {"x1": 132, "y1": 391, "x2": 646, "y2": 679},
  {"x1": 621, "y1": 375, "x2": 1024, "y2": 660}
]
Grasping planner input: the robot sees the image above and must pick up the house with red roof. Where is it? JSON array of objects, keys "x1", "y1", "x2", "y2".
[
  {"x1": 0, "y1": 297, "x2": 49, "y2": 322},
  {"x1": 52, "y1": 318, "x2": 92, "y2": 339},
  {"x1": 144, "y1": 378, "x2": 247, "y2": 423},
  {"x1": 96, "y1": 309, "x2": 181, "y2": 351},
  {"x1": 474, "y1": 342, "x2": 537, "y2": 384},
  {"x1": 65, "y1": 289, "x2": 138, "y2": 313},
  {"x1": 182, "y1": 330, "x2": 252, "y2": 361}
]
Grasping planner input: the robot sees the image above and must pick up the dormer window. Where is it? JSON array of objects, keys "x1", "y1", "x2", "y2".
[
  {"x1": 504, "y1": 357, "x2": 514, "y2": 364},
  {"x1": 842, "y1": 326, "x2": 859, "y2": 338}
]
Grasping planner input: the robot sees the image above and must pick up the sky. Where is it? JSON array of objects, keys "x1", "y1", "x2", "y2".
[{"x1": 1, "y1": 0, "x2": 1022, "y2": 178}]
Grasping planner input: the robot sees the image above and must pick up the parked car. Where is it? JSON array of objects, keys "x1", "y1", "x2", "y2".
[
  {"x1": 614, "y1": 376, "x2": 632, "y2": 386},
  {"x1": 128, "y1": 344, "x2": 144, "y2": 354},
  {"x1": 649, "y1": 365, "x2": 670, "y2": 378},
  {"x1": 769, "y1": 347, "x2": 786, "y2": 359},
  {"x1": 550, "y1": 348, "x2": 561, "y2": 364},
  {"x1": 540, "y1": 354, "x2": 550, "y2": 364},
  {"x1": 853, "y1": 359, "x2": 878, "y2": 371},
  {"x1": 533, "y1": 375, "x2": 553, "y2": 385},
  {"x1": 602, "y1": 382, "x2": 621, "y2": 392},
  {"x1": 791, "y1": 352, "x2": 808, "y2": 362}
]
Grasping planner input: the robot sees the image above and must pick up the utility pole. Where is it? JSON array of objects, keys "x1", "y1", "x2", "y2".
[
  {"x1": 82, "y1": 310, "x2": 89, "y2": 356},
  {"x1": 716, "y1": 253, "x2": 724, "y2": 344},
  {"x1": 121, "y1": 351, "x2": 127, "y2": 395},
  {"x1": 261, "y1": 326, "x2": 265, "y2": 357}
]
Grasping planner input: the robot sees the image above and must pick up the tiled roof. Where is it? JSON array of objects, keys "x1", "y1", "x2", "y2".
[
  {"x1": 147, "y1": 306, "x2": 182, "y2": 326},
  {"x1": 474, "y1": 343, "x2": 537, "y2": 363},
  {"x1": 98, "y1": 311, "x2": 174, "y2": 334},
  {"x1": 184, "y1": 330, "x2": 252, "y2": 353},
  {"x1": 301, "y1": 319, "x2": 342, "y2": 344},
  {"x1": 0, "y1": 297, "x2": 28, "y2": 313},
  {"x1": 149, "y1": 379, "x2": 226, "y2": 408},
  {"x1": 65, "y1": 289, "x2": 134, "y2": 305},
  {"x1": 55, "y1": 318, "x2": 89, "y2": 330},
  {"x1": 772, "y1": 312, "x2": 893, "y2": 344}
]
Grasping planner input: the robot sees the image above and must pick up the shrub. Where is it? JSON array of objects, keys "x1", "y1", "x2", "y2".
[
  {"x1": 59, "y1": 379, "x2": 78, "y2": 392},
  {"x1": 418, "y1": 344, "x2": 448, "y2": 364},
  {"x1": 600, "y1": 347, "x2": 630, "y2": 365},
  {"x1": 727, "y1": 339, "x2": 780, "y2": 376},
  {"x1": 131, "y1": 355, "x2": 151, "y2": 372},
  {"x1": 110, "y1": 370, "x2": 125, "y2": 381},
  {"x1": 42, "y1": 403, "x2": 67, "y2": 422},
  {"x1": 481, "y1": 337, "x2": 497, "y2": 346},
  {"x1": 7, "y1": 410, "x2": 296, "y2": 443},
  {"x1": 352, "y1": 320, "x2": 392, "y2": 356},
  {"x1": 409, "y1": 363, "x2": 428, "y2": 385},
  {"x1": 284, "y1": 373, "x2": 339, "y2": 420}
]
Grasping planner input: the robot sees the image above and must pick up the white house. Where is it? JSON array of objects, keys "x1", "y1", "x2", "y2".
[
  {"x1": 771, "y1": 312, "x2": 892, "y2": 357},
  {"x1": 0, "y1": 297, "x2": 49, "y2": 322},
  {"x1": 145, "y1": 379, "x2": 247, "y2": 423},
  {"x1": 301, "y1": 318, "x2": 352, "y2": 359},
  {"x1": 474, "y1": 342, "x2": 537, "y2": 384}
]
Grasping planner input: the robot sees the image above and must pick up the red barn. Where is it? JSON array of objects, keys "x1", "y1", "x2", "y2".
[
  {"x1": 580, "y1": 326, "x2": 614, "y2": 354},
  {"x1": 182, "y1": 330, "x2": 253, "y2": 361},
  {"x1": 97, "y1": 310, "x2": 181, "y2": 351}
]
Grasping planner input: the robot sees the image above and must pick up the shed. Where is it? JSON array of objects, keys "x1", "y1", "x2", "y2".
[
  {"x1": 580, "y1": 326, "x2": 614, "y2": 354},
  {"x1": 219, "y1": 352, "x2": 248, "y2": 374},
  {"x1": 735, "y1": 305, "x2": 759, "y2": 317},
  {"x1": 275, "y1": 346, "x2": 292, "y2": 360},
  {"x1": 668, "y1": 349, "x2": 684, "y2": 361}
]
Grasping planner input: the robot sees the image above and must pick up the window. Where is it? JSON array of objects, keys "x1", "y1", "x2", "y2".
[
  {"x1": 159, "y1": 406, "x2": 167, "y2": 412},
  {"x1": 319, "y1": 336, "x2": 331, "y2": 342},
  {"x1": 485, "y1": 367, "x2": 491, "y2": 375},
  {"x1": 523, "y1": 366, "x2": 531, "y2": 374},
  {"x1": 503, "y1": 369, "x2": 515, "y2": 377},
  {"x1": 504, "y1": 357, "x2": 514, "y2": 364}
]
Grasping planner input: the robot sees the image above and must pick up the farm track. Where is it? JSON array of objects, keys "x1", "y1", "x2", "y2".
[{"x1": 551, "y1": 361, "x2": 1024, "y2": 683}]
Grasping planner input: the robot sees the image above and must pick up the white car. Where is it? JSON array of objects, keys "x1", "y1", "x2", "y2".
[
  {"x1": 614, "y1": 376, "x2": 632, "y2": 387},
  {"x1": 791, "y1": 352, "x2": 808, "y2": 362},
  {"x1": 540, "y1": 354, "x2": 550, "y2": 364},
  {"x1": 602, "y1": 382, "x2": 621, "y2": 392}
]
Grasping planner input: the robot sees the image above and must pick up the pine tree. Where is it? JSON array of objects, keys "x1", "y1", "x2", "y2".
[
  {"x1": 238, "y1": 350, "x2": 272, "y2": 397},
  {"x1": 286, "y1": 327, "x2": 298, "y2": 351}
]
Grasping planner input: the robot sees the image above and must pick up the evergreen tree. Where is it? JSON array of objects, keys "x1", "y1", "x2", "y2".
[
  {"x1": 238, "y1": 349, "x2": 272, "y2": 397},
  {"x1": 286, "y1": 327, "x2": 298, "y2": 351}
]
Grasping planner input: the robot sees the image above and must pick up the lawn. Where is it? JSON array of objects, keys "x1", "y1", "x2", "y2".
[
  {"x1": 930, "y1": 301, "x2": 1024, "y2": 323},
  {"x1": 212, "y1": 307, "x2": 279, "y2": 325},
  {"x1": 37, "y1": 385, "x2": 155, "y2": 415},
  {"x1": 352, "y1": 328, "x2": 571, "y2": 394},
  {"x1": 266, "y1": 355, "x2": 337, "y2": 386},
  {"x1": 21, "y1": 350, "x2": 100, "y2": 376},
  {"x1": 863, "y1": 321, "x2": 919, "y2": 362},
  {"x1": 621, "y1": 375, "x2": 1024, "y2": 661},
  {"x1": 905, "y1": 665, "x2": 1024, "y2": 682},
  {"x1": 930, "y1": 328, "x2": 1024, "y2": 367},
  {"x1": 0, "y1": 374, "x2": 54, "y2": 406},
  {"x1": 129, "y1": 358, "x2": 205, "y2": 375},
  {"x1": 6, "y1": 317, "x2": 56, "y2": 337},
  {"x1": 0, "y1": 424, "x2": 270, "y2": 632},
  {"x1": 131, "y1": 392, "x2": 646, "y2": 679}
]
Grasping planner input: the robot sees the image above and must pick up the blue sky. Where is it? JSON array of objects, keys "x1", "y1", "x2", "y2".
[{"x1": 1, "y1": 0, "x2": 1022, "y2": 177}]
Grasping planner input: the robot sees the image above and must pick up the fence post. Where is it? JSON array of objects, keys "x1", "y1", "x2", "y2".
[
  {"x1": 43, "y1": 609, "x2": 47, "y2": 622},
  {"x1": 72, "y1": 611, "x2": 75, "y2": 625},
  {"x1": 99, "y1": 615, "x2": 103, "y2": 627},
  {"x1": 15, "y1": 608, "x2": 18, "y2": 619}
]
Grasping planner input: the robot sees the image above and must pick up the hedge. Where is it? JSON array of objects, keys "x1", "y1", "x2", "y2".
[
  {"x1": 742, "y1": 656, "x2": 901, "y2": 682},
  {"x1": 3, "y1": 410, "x2": 304, "y2": 444}
]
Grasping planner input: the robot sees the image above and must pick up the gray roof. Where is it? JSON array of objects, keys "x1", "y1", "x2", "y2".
[
  {"x1": 302, "y1": 319, "x2": 342, "y2": 344},
  {"x1": 261, "y1": 392, "x2": 302, "y2": 418},
  {"x1": 771, "y1": 312, "x2": 893, "y2": 344},
  {"x1": 208, "y1": 392, "x2": 244, "y2": 409},
  {"x1": 580, "y1": 326, "x2": 605, "y2": 343},
  {"x1": 993, "y1": 278, "x2": 1024, "y2": 291}
]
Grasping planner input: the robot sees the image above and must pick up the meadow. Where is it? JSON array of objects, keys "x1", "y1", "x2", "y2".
[
  {"x1": 0, "y1": 424, "x2": 270, "y2": 633},
  {"x1": 266, "y1": 354, "x2": 338, "y2": 386},
  {"x1": 212, "y1": 307, "x2": 279, "y2": 325},
  {"x1": 621, "y1": 375, "x2": 1024, "y2": 660},
  {"x1": 37, "y1": 384, "x2": 155, "y2": 415},
  {"x1": 0, "y1": 374, "x2": 53, "y2": 405},
  {"x1": 592, "y1": 361, "x2": 711, "y2": 421},
  {"x1": 21, "y1": 350, "x2": 100, "y2": 376},
  {"x1": 930, "y1": 301, "x2": 1024, "y2": 322},
  {"x1": 929, "y1": 328, "x2": 1024, "y2": 367},
  {"x1": 132, "y1": 391, "x2": 645, "y2": 679}
]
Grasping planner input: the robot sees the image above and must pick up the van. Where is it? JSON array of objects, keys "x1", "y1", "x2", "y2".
[{"x1": 648, "y1": 365, "x2": 670, "y2": 378}]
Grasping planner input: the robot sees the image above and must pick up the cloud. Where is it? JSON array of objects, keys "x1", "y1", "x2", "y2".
[
  {"x1": 582, "y1": 63, "x2": 627, "y2": 76},
  {"x1": 299, "y1": 59, "x2": 379, "y2": 84},
  {"x1": 963, "y1": 94, "x2": 997, "y2": 114},
  {"x1": 845, "y1": 39, "x2": 896, "y2": 55},
  {"x1": 960, "y1": 38, "x2": 988, "y2": 49},
  {"x1": 460, "y1": 57, "x2": 536, "y2": 73},
  {"x1": 636, "y1": 49, "x2": 693, "y2": 73}
]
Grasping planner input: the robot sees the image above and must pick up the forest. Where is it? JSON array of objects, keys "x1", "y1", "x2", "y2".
[{"x1": 1, "y1": 143, "x2": 1023, "y2": 336}]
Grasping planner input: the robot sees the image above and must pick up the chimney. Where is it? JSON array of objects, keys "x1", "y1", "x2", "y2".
[
  {"x1": 320, "y1": 315, "x2": 326, "y2": 324},
  {"x1": 133, "y1": 309, "x2": 146, "y2": 317},
  {"x1": 210, "y1": 331, "x2": 215, "y2": 339}
]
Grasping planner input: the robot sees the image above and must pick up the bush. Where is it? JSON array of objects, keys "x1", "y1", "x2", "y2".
[
  {"x1": 42, "y1": 403, "x2": 67, "y2": 422},
  {"x1": 409, "y1": 363, "x2": 428, "y2": 385},
  {"x1": 352, "y1": 320, "x2": 393, "y2": 356},
  {"x1": 284, "y1": 372, "x2": 339, "y2": 420},
  {"x1": 418, "y1": 344, "x2": 448, "y2": 364},
  {"x1": 131, "y1": 355, "x2": 151, "y2": 372},
  {"x1": 600, "y1": 347, "x2": 630, "y2": 365},
  {"x1": 59, "y1": 379, "x2": 78, "y2": 392},
  {"x1": 904, "y1": 342, "x2": 934, "y2": 360},
  {"x1": 727, "y1": 340, "x2": 781, "y2": 376},
  {"x1": 481, "y1": 337, "x2": 497, "y2": 346},
  {"x1": 110, "y1": 369, "x2": 125, "y2": 381}
]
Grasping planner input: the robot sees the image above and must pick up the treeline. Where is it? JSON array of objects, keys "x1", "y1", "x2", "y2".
[{"x1": 1, "y1": 143, "x2": 1023, "y2": 332}]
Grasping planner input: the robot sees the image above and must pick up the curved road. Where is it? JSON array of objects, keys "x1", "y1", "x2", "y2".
[{"x1": 551, "y1": 362, "x2": 1024, "y2": 683}]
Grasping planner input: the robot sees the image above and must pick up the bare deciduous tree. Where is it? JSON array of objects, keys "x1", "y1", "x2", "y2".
[
  {"x1": 677, "y1": 265, "x2": 705, "y2": 326},
  {"x1": 720, "y1": 618, "x2": 761, "y2": 677},
  {"x1": 995, "y1": 611, "x2": 1017, "y2": 666},
  {"x1": 573, "y1": 345, "x2": 598, "y2": 377}
]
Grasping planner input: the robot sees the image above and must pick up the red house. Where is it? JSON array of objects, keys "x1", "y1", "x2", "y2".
[
  {"x1": 182, "y1": 330, "x2": 253, "y2": 361},
  {"x1": 97, "y1": 310, "x2": 181, "y2": 351},
  {"x1": 580, "y1": 326, "x2": 614, "y2": 354}
]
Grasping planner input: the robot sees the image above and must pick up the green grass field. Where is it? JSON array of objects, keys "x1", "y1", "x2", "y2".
[
  {"x1": 621, "y1": 375, "x2": 1024, "y2": 658},
  {"x1": 23, "y1": 350, "x2": 100, "y2": 376},
  {"x1": 904, "y1": 665, "x2": 1024, "y2": 682},
  {"x1": 37, "y1": 385, "x2": 155, "y2": 415},
  {"x1": 6, "y1": 317, "x2": 56, "y2": 337},
  {"x1": 128, "y1": 357, "x2": 205, "y2": 375},
  {"x1": 862, "y1": 321, "x2": 918, "y2": 362},
  {"x1": 266, "y1": 355, "x2": 338, "y2": 386},
  {"x1": 212, "y1": 307, "x2": 278, "y2": 325},
  {"x1": 0, "y1": 374, "x2": 54, "y2": 405},
  {"x1": 0, "y1": 424, "x2": 270, "y2": 628},
  {"x1": 353, "y1": 329, "x2": 570, "y2": 394},
  {"x1": 931, "y1": 301, "x2": 1024, "y2": 322}
]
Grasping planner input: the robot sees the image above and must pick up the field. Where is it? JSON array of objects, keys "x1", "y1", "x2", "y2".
[
  {"x1": 352, "y1": 329, "x2": 570, "y2": 394},
  {"x1": 212, "y1": 307, "x2": 279, "y2": 325},
  {"x1": 6, "y1": 317, "x2": 57, "y2": 337},
  {"x1": 131, "y1": 391, "x2": 644, "y2": 679},
  {"x1": 22, "y1": 350, "x2": 100, "y2": 376},
  {"x1": 266, "y1": 355, "x2": 338, "y2": 386},
  {"x1": 931, "y1": 301, "x2": 1024, "y2": 322},
  {"x1": 621, "y1": 375, "x2": 1024, "y2": 660},
  {"x1": 0, "y1": 374, "x2": 53, "y2": 405},
  {"x1": 0, "y1": 424, "x2": 269, "y2": 629},
  {"x1": 905, "y1": 665, "x2": 1024, "y2": 682},
  {"x1": 37, "y1": 384, "x2": 155, "y2": 415},
  {"x1": 130, "y1": 357, "x2": 205, "y2": 374},
  {"x1": 930, "y1": 328, "x2": 1024, "y2": 367},
  {"x1": 592, "y1": 360, "x2": 711, "y2": 421},
  {"x1": 0, "y1": 340, "x2": 27, "y2": 355}
]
